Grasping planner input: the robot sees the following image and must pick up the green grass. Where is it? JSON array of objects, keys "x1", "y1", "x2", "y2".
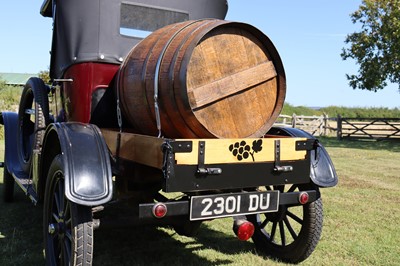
[{"x1": 1, "y1": 138, "x2": 400, "y2": 265}]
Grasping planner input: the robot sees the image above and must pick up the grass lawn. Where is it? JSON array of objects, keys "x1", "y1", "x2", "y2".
[{"x1": 0, "y1": 137, "x2": 399, "y2": 265}]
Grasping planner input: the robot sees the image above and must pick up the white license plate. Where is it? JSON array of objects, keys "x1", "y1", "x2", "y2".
[{"x1": 190, "y1": 191, "x2": 279, "y2": 221}]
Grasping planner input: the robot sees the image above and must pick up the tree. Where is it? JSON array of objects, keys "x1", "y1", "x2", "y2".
[
  {"x1": 38, "y1": 70, "x2": 51, "y2": 84},
  {"x1": 341, "y1": 0, "x2": 400, "y2": 92}
]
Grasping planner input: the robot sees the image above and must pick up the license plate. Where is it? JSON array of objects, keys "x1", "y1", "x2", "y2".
[{"x1": 190, "y1": 191, "x2": 279, "y2": 221}]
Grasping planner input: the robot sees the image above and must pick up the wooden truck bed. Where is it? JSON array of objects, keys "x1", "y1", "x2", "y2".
[{"x1": 101, "y1": 129, "x2": 315, "y2": 192}]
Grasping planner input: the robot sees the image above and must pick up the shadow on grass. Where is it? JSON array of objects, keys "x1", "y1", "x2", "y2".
[
  {"x1": 0, "y1": 183, "x2": 44, "y2": 265},
  {"x1": 1, "y1": 182, "x2": 259, "y2": 265},
  {"x1": 94, "y1": 221, "x2": 257, "y2": 265},
  {"x1": 318, "y1": 136, "x2": 400, "y2": 152}
]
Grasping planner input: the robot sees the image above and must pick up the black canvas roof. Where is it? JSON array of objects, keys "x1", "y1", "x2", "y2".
[{"x1": 41, "y1": 0, "x2": 228, "y2": 79}]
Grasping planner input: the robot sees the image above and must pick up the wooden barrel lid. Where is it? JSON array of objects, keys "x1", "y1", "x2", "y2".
[{"x1": 183, "y1": 23, "x2": 286, "y2": 138}]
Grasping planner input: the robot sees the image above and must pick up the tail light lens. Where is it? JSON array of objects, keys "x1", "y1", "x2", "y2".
[
  {"x1": 152, "y1": 203, "x2": 167, "y2": 218},
  {"x1": 298, "y1": 192, "x2": 309, "y2": 205},
  {"x1": 233, "y1": 219, "x2": 255, "y2": 241}
]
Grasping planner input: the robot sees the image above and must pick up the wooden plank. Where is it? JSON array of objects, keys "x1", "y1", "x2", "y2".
[
  {"x1": 101, "y1": 129, "x2": 164, "y2": 169},
  {"x1": 188, "y1": 61, "x2": 277, "y2": 109}
]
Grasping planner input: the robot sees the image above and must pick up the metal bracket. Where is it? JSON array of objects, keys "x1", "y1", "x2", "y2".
[
  {"x1": 161, "y1": 141, "x2": 175, "y2": 180},
  {"x1": 196, "y1": 141, "x2": 222, "y2": 176},
  {"x1": 169, "y1": 141, "x2": 193, "y2": 153},
  {"x1": 296, "y1": 139, "x2": 317, "y2": 151},
  {"x1": 274, "y1": 140, "x2": 293, "y2": 173}
]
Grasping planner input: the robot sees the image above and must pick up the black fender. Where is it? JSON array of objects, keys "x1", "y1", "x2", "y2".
[
  {"x1": 0, "y1": 112, "x2": 25, "y2": 178},
  {"x1": 40, "y1": 122, "x2": 113, "y2": 206},
  {"x1": 268, "y1": 127, "x2": 338, "y2": 187}
]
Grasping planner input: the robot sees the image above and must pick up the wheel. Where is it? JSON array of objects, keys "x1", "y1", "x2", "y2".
[
  {"x1": 17, "y1": 77, "x2": 49, "y2": 173},
  {"x1": 3, "y1": 160, "x2": 15, "y2": 202},
  {"x1": 43, "y1": 155, "x2": 94, "y2": 265},
  {"x1": 247, "y1": 184, "x2": 323, "y2": 264}
]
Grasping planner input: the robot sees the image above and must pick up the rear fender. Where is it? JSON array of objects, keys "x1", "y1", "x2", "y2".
[
  {"x1": 0, "y1": 112, "x2": 23, "y2": 176},
  {"x1": 41, "y1": 122, "x2": 113, "y2": 206},
  {"x1": 267, "y1": 127, "x2": 338, "y2": 187}
]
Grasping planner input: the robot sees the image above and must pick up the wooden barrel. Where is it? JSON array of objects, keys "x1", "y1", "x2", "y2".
[{"x1": 118, "y1": 19, "x2": 286, "y2": 138}]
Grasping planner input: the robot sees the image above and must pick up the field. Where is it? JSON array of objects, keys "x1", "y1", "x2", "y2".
[{"x1": 0, "y1": 137, "x2": 399, "y2": 265}]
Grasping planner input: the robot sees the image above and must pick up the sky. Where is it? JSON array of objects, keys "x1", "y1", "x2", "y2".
[{"x1": 0, "y1": 0, "x2": 399, "y2": 108}]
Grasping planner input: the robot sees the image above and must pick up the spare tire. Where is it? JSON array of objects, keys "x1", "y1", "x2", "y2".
[{"x1": 17, "y1": 77, "x2": 49, "y2": 173}]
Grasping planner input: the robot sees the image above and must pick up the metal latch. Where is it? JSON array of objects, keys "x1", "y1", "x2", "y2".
[
  {"x1": 274, "y1": 140, "x2": 293, "y2": 173},
  {"x1": 196, "y1": 141, "x2": 222, "y2": 176}
]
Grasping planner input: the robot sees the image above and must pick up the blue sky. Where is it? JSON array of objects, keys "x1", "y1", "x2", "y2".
[{"x1": 0, "y1": 0, "x2": 399, "y2": 108}]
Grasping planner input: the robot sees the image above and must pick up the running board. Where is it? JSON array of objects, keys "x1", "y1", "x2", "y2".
[{"x1": 11, "y1": 170, "x2": 39, "y2": 205}]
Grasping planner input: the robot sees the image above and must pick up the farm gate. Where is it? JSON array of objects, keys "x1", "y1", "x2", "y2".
[{"x1": 336, "y1": 116, "x2": 400, "y2": 140}]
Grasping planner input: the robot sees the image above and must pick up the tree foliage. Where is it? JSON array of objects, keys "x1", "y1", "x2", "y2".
[
  {"x1": 341, "y1": 0, "x2": 400, "y2": 92},
  {"x1": 0, "y1": 79, "x2": 6, "y2": 89},
  {"x1": 38, "y1": 70, "x2": 51, "y2": 84}
]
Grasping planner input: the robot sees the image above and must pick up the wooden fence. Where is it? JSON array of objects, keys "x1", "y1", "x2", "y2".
[
  {"x1": 274, "y1": 114, "x2": 332, "y2": 136},
  {"x1": 275, "y1": 114, "x2": 400, "y2": 140},
  {"x1": 336, "y1": 116, "x2": 400, "y2": 140}
]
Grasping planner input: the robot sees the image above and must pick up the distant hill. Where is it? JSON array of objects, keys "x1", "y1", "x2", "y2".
[{"x1": 0, "y1": 72, "x2": 38, "y2": 86}]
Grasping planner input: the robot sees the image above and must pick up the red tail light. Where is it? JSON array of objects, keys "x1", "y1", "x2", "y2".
[
  {"x1": 298, "y1": 192, "x2": 309, "y2": 205},
  {"x1": 233, "y1": 219, "x2": 255, "y2": 241},
  {"x1": 152, "y1": 203, "x2": 167, "y2": 218}
]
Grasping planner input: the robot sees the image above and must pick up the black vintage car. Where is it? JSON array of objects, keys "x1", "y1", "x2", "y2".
[{"x1": 1, "y1": 0, "x2": 337, "y2": 265}]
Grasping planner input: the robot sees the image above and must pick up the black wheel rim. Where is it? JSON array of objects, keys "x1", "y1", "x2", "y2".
[
  {"x1": 46, "y1": 171, "x2": 72, "y2": 265},
  {"x1": 254, "y1": 184, "x2": 306, "y2": 248}
]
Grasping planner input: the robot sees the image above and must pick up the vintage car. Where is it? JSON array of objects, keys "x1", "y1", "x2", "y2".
[{"x1": 1, "y1": 0, "x2": 337, "y2": 265}]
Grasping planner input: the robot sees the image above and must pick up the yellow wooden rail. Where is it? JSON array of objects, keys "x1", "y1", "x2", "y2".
[{"x1": 101, "y1": 129, "x2": 308, "y2": 169}]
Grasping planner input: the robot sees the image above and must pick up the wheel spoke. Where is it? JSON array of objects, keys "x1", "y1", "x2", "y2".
[
  {"x1": 270, "y1": 222, "x2": 277, "y2": 241},
  {"x1": 284, "y1": 216, "x2": 298, "y2": 240},
  {"x1": 60, "y1": 246, "x2": 64, "y2": 266},
  {"x1": 63, "y1": 236, "x2": 72, "y2": 265},
  {"x1": 52, "y1": 212, "x2": 60, "y2": 222},
  {"x1": 64, "y1": 198, "x2": 70, "y2": 218},
  {"x1": 50, "y1": 233, "x2": 58, "y2": 249},
  {"x1": 58, "y1": 179, "x2": 65, "y2": 213},
  {"x1": 279, "y1": 221, "x2": 286, "y2": 247},
  {"x1": 65, "y1": 218, "x2": 72, "y2": 229},
  {"x1": 260, "y1": 216, "x2": 269, "y2": 229},
  {"x1": 287, "y1": 184, "x2": 297, "y2": 193},
  {"x1": 287, "y1": 210, "x2": 303, "y2": 225},
  {"x1": 51, "y1": 231, "x2": 58, "y2": 240},
  {"x1": 54, "y1": 192, "x2": 60, "y2": 214},
  {"x1": 65, "y1": 230, "x2": 72, "y2": 242},
  {"x1": 57, "y1": 238, "x2": 63, "y2": 261}
]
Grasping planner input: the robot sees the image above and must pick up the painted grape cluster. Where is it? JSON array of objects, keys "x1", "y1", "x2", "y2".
[
  {"x1": 229, "y1": 141, "x2": 251, "y2": 161},
  {"x1": 228, "y1": 139, "x2": 263, "y2": 161}
]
